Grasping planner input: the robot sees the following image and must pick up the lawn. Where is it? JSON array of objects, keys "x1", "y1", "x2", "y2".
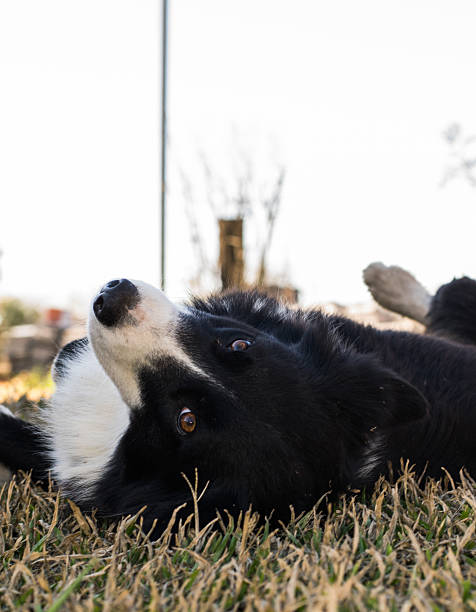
[{"x1": 0, "y1": 375, "x2": 475, "y2": 611}]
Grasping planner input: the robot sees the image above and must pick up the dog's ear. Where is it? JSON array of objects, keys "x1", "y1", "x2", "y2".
[
  {"x1": 299, "y1": 325, "x2": 428, "y2": 429},
  {"x1": 316, "y1": 352, "x2": 429, "y2": 431}
]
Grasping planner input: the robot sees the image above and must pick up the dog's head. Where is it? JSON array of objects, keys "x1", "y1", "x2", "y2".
[{"x1": 81, "y1": 279, "x2": 428, "y2": 528}]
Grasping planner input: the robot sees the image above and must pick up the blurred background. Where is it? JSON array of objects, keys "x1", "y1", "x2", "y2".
[{"x1": 1, "y1": 0, "x2": 476, "y2": 393}]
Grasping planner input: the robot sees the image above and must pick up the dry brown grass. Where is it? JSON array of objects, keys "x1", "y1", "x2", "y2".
[
  {"x1": 0, "y1": 387, "x2": 475, "y2": 610},
  {"x1": 0, "y1": 369, "x2": 54, "y2": 406},
  {"x1": 0, "y1": 467, "x2": 475, "y2": 611}
]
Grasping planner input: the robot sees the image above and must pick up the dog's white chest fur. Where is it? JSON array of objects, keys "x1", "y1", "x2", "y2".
[{"x1": 44, "y1": 345, "x2": 130, "y2": 499}]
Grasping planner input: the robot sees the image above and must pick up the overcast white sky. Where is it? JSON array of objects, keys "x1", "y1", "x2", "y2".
[{"x1": 1, "y1": 0, "x2": 476, "y2": 311}]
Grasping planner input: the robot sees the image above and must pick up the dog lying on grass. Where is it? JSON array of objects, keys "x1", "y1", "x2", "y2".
[{"x1": 0, "y1": 265, "x2": 475, "y2": 534}]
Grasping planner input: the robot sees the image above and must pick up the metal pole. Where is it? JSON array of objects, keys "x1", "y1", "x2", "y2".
[{"x1": 160, "y1": 0, "x2": 168, "y2": 291}]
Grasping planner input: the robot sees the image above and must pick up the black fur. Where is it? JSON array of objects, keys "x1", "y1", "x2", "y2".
[
  {"x1": 426, "y1": 276, "x2": 476, "y2": 344},
  {"x1": 52, "y1": 337, "x2": 89, "y2": 380},
  {"x1": 0, "y1": 413, "x2": 49, "y2": 483},
  {"x1": 1, "y1": 278, "x2": 476, "y2": 535}
]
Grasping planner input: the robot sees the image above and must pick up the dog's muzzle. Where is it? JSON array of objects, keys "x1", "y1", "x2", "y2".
[{"x1": 93, "y1": 279, "x2": 140, "y2": 327}]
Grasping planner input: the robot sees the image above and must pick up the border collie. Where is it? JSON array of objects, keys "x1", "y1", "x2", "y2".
[{"x1": 1, "y1": 265, "x2": 476, "y2": 534}]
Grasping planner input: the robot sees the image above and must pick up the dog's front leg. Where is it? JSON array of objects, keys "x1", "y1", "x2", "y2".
[{"x1": 0, "y1": 405, "x2": 51, "y2": 482}]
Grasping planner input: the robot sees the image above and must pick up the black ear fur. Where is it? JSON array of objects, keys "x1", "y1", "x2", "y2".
[{"x1": 315, "y1": 352, "x2": 429, "y2": 431}]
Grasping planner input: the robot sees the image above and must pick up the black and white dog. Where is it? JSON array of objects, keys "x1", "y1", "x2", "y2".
[{"x1": 1, "y1": 264, "x2": 476, "y2": 534}]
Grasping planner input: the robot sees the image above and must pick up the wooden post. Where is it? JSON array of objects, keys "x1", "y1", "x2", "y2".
[{"x1": 218, "y1": 218, "x2": 244, "y2": 290}]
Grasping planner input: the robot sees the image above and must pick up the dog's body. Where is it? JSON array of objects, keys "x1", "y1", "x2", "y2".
[{"x1": 1, "y1": 271, "x2": 476, "y2": 533}]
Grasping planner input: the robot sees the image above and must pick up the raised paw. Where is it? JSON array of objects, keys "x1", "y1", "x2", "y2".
[{"x1": 363, "y1": 262, "x2": 432, "y2": 324}]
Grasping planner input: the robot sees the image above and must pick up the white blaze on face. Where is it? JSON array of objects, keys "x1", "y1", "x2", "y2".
[{"x1": 88, "y1": 280, "x2": 207, "y2": 408}]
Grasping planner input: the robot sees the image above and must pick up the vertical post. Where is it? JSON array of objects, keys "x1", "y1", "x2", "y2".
[
  {"x1": 218, "y1": 218, "x2": 244, "y2": 290},
  {"x1": 160, "y1": 0, "x2": 168, "y2": 291}
]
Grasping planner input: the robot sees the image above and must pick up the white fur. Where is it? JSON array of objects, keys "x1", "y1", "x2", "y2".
[
  {"x1": 363, "y1": 262, "x2": 432, "y2": 324},
  {"x1": 356, "y1": 432, "x2": 385, "y2": 480},
  {"x1": 0, "y1": 405, "x2": 13, "y2": 417},
  {"x1": 43, "y1": 343, "x2": 130, "y2": 499},
  {"x1": 88, "y1": 280, "x2": 211, "y2": 408}
]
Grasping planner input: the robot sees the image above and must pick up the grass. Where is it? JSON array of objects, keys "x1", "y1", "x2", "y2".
[
  {"x1": 0, "y1": 378, "x2": 475, "y2": 610},
  {"x1": 0, "y1": 368, "x2": 54, "y2": 406}
]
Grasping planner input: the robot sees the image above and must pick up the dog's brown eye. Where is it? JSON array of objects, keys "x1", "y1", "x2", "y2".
[
  {"x1": 230, "y1": 339, "x2": 252, "y2": 352},
  {"x1": 178, "y1": 407, "x2": 196, "y2": 434}
]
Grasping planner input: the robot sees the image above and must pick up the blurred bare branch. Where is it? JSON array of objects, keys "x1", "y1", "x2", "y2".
[
  {"x1": 257, "y1": 167, "x2": 285, "y2": 286},
  {"x1": 180, "y1": 143, "x2": 286, "y2": 290},
  {"x1": 179, "y1": 167, "x2": 210, "y2": 279}
]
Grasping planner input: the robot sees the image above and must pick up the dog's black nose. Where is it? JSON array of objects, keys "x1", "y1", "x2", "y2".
[{"x1": 93, "y1": 279, "x2": 139, "y2": 327}]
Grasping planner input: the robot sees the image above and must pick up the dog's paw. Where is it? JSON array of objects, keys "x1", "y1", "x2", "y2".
[{"x1": 363, "y1": 262, "x2": 432, "y2": 324}]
